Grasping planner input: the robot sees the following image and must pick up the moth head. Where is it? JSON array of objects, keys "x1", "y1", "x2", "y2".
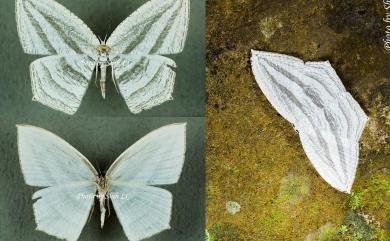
[{"x1": 97, "y1": 44, "x2": 111, "y2": 55}]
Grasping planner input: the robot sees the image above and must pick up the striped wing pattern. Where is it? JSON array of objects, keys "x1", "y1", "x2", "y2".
[
  {"x1": 107, "y1": 0, "x2": 190, "y2": 113},
  {"x1": 30, "y1": 55, "x2": 95, "y2": 115},
  {"x1": 16, "y1": 0, "x2": 99, "y2": 56},
  {"x1": 113, "y1": 55, "x2": 177, "y2": 114},
  {"x1": 251, "y1": 50, "x2": 368, "y2": 193},
  {"x1": 16, "y1": 0, "x2": 190, "y2": 114},
  {"x1": 107, "y1": 0, "x2": 189, "y2": 56}
]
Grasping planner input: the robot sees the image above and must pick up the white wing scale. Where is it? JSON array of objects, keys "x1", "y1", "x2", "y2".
[
  {"x1": 18, "y1": 124, "x2": 186, "y2": 241},
  {"x1": 30, "y1": 55, "x2": 95, "y2": 115},
  {"x1": 106, "y1": 123, "x2": 186, "y2": 241},
  {"x1": 16, "y1": 0, "x2": 99, "y2": 55},
  {"x1": 251, "y1": 50, "x2": 368, "y2": 193},
  {"x1": 107, "y1": 0, "x2": 189, "y2": 55},
  {"x1": 108, "y1": 0, "x2": 189, "y2": 113},
  {"x1": 16, "y1": 0, "x2": 190, "y2": 114},
  {"x1": 113, "y1": 55, "x2": 177, "y2": 114},
  {"x1": 17, "y1": 125, "x2": 98, "y2": 241},
  {"x1": 109, "y1": 184, "x2": 173, "y2": 241},
  {"x1": 106, "y1": 123, "x2": 186, "y2": 185},
  {"x1": 17, "y1": 125, "x2": 97, "y2": 186},
  {"x1": 32, "y1": 183, "x2": 96, "y2": 241}
]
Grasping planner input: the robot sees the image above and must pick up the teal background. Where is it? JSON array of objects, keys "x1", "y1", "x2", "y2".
[
  {"x1": 0, "y1": 117, "x2": 205, "y2": 241},
  {"x1": 0, "y1": 0, "x2": 205, "y2": 240},
  {"x1": 0, "y1": 0, "x2": 205, "y2": 117}
]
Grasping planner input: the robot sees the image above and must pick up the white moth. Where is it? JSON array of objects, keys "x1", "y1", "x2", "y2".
[
  {"x1": 17, "y1": 123, "x2": 186, "y2": 241},
  {"x1": 251, "y1": 50, "x2": 368, "y2": 193},
  {"x1": 16, "y1": 0, "x2": 189, "y2": 114}
]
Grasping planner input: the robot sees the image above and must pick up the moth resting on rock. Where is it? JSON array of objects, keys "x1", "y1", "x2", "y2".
[{"x1": 251, "y1": 50, "x2": 368, "y2": 193}]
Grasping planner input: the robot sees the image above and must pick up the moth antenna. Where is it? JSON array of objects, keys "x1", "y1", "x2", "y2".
[
  {"x1": 104, "y1": 161, "x2": 111, "y2": 173},
  {"x1": 103, "y1": 22, "x2": 112, "y2": 43},
  {"x1": 103, "y1": 33, "x2": 108, "y2": 43},
  {"x1": 97, "y1": 35, "x2": 103, "y2": 44},
  {"x1": 97, "y1": 163, "x2": 102, "y2": 175},
  {"x1": 93, "y1": 158, "x2": 102, "y2": 175}
]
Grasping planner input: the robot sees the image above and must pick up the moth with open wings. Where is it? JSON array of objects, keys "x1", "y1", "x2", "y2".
[
  {"x1": 17, "y1": 123, "x2": 186, "y2": 241},
  {"x1": 16, "y1": 0, "x2": 190, "y2": 114}
]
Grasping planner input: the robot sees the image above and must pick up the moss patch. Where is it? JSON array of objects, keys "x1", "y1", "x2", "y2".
[
  {"x1": 277, "y1": 173, "x2": 311, "y2": 205},
  {"x1": 208, "y1": 223, "x2": 246, "y2": 241},
  {"x1": 305, "y1": 223, "x2": 339, "y2": 241},
  {"x1": 260, "y1": 16, "x2": 283, "y2": 40},
  {"x1": 206, "y1": 0, "x2": 390, "y2": 240}
]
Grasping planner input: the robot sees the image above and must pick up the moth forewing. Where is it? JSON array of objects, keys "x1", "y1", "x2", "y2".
[
  {"x1": 17, "y1": 125, "x2": 99, "y2": 241},
  {"x1": 17, "y1": 0, "x2": 190, "y2": 114},
  {"x1": 18, "y1": 123, "x2": 187, "y2": 241},
  {"x1": 251, "y1": 50, "x2": 368, "y2": 193}
]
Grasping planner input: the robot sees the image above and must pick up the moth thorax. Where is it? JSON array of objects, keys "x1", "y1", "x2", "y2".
[
  {"x1": 97, "y1": 176, "x2": 108, "y2": 193},
  {"x1": 97, "y1": 45, "x2": 111, "y2": 66},
  {"x1": 97, "y1": 44, "x2": 110, "y2": 54}
]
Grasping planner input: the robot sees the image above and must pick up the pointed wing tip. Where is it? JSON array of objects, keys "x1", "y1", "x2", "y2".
[
  {"x1": 175, "y1": 122, "x2": 187, "y2": 128},
  {"x1": 31, "y1": 94, "x2": 78, "y2": 115},
  {"x1": 250, "y1": 50, "x2": 270, "y2": 60},
  {"x1": 16, "y1": 124, "x2": 45, "y2": 132},
  {"x1": 251, "y1": 50, "x2": 307, "y2": 65},
  {"x1": 16, "y1": 124, "x2": 27, "y2": 129},
  {"x1": 161, "y1": 123, "x2": 187, "y2": 131},
  {"x1": 250, "y1": 50, "x2": 284, "y2": 68},
  {"x1": 362, "y1": 113, "x2": 369, "y2": 124},
  {"x1": 250, "y1": 50, "x2": 275, "y2": 58},
  {"x1": 340, "y1": 187, "x2": 352, "y2": 194},
  {"x1": 35, "y1": 225, "x2": 75, "y2": 241},
  {"x1": 159, "y1": 123, "x2": 186, "y2": 139},
  {"x1": 16, "y1": 124, "x2": 38, "y2": 134},
  {"x1": 331, "y1": 181, "x2": 353, "y2": 194},
  {"x1": 173, "y1": 123, "x2": 187, "y2": 137}
]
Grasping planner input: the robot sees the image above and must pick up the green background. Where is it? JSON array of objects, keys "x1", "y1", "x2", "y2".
[
  {"x1": 0, "y1": 0, "x2": 205, "y2": 240},
  {"x1": 0, "y1": 117, "x2": 204, "y2": 241},
  {"x1": 206, "y1": 0, "x2": 389, "y2": 240},
  {"x1": 0, "y1": 0, "x2": 205, "y2": 117}
]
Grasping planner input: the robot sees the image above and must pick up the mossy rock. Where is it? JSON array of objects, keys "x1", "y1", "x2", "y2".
[
  {"x1": 350, "y1": 172, "x2": 390, "y2": 227},
  {"x1": 209, "y1": 223, "x2": 245, "y2": 241},
  {"x1": 305, "y1": 223, "x2": 339, "y2": 241},
  {"x1": 278, "y1": 174, "x2": 311, "y2": 205},
  {"x1": 341, "y1": 212, "x2": 375, "y2": 241}
]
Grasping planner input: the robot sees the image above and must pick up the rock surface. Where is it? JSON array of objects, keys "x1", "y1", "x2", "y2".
[{"x1": 206, "y1": 0, "x2": 389, "y2": 240}]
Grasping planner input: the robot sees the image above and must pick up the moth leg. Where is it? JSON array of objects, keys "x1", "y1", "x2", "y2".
[
  {"x1": 107, "y1": 195, "x2": 111, "y2": 217},
  {"x1": 95, "y1": 60, "x2": 99, "y2": 88},
  {"x1": 110, "y1": 62, "x2": 119, "y2": 93},
  {"x1": 88, "y1": 200, "x2": 95, "y2": 223}
]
